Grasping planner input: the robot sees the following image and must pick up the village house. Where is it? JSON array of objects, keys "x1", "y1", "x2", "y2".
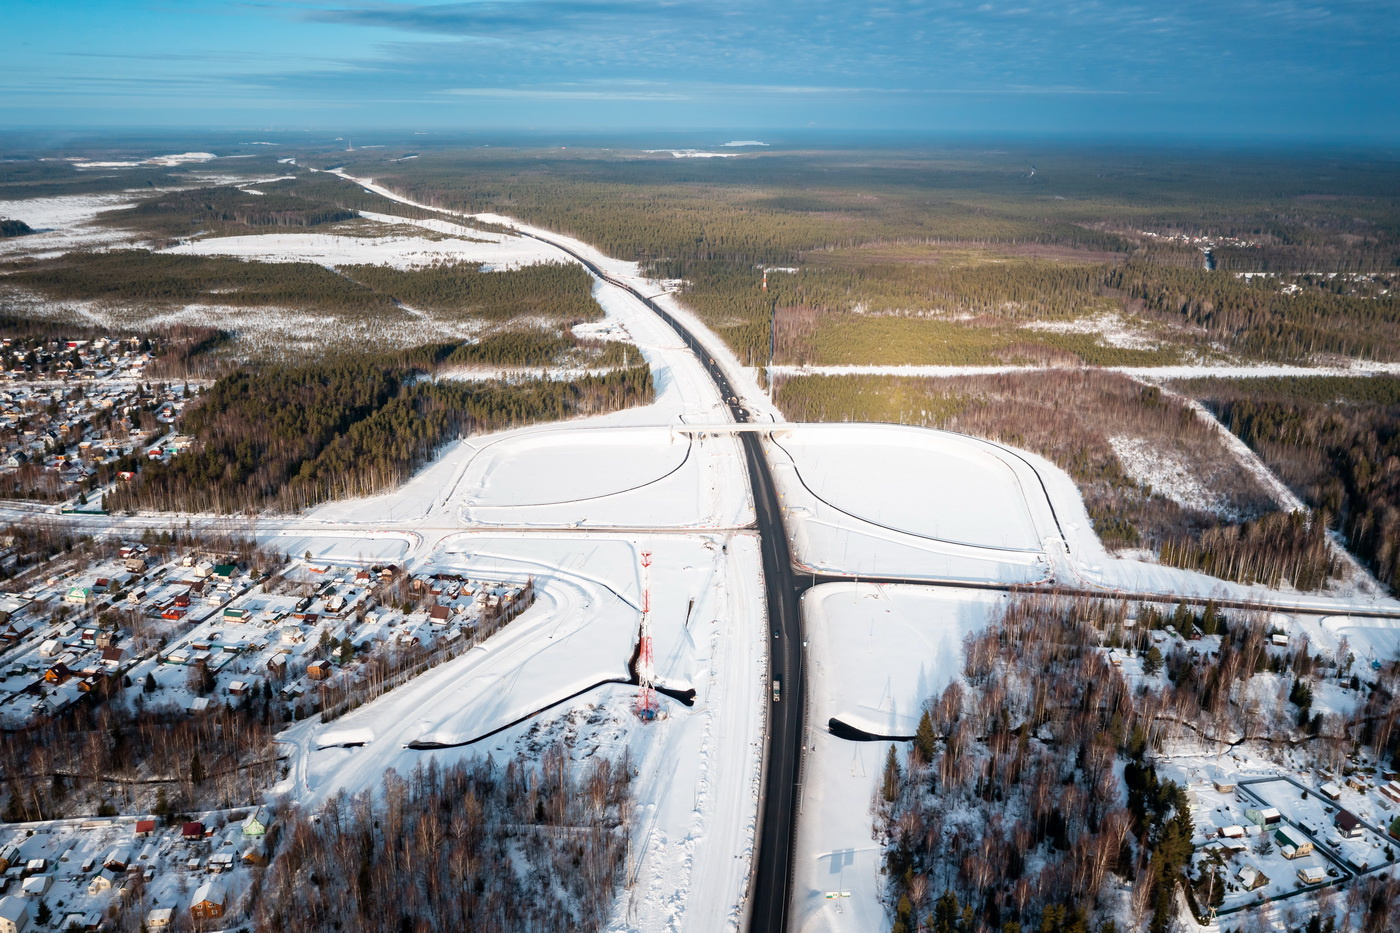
[
  {"x1": 86, "y1": 868, "x2": 119, "y2": 896},
  {"x1": 0, "y1": 896, "x2": 28, "y2": 933},
  {"x1": 189, "y1": 880, "x2": 227, "y2": 921},
  {"x1": 242, "y1": 807, "x2": 270, "y2": 836},
  {"x1": 1275, "y1": 826, "x2": 1314, "y2": 859},
  {"x1": 1236, "y1": 863, "x2": 1268, "y2": 891},
  {"x1": 1244, "y1": 806, "x2": 1281, "y2": 828}
]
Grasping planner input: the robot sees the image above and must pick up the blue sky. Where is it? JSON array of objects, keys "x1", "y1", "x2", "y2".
[{"x1": 3, "y1": 0, "x2": 1397, "y2": 139}]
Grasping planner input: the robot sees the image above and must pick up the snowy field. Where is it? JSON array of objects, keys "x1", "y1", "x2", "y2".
[
  {"x1": 796, "y1": 584, "x2": 1006, "y2": 933},
  {"x1": 160, "y1": 226, "x2": 562, "y2": 271},
  {"x1": 0, "y1": 191, "x2": 164, "y2": 259},
  {"x1": 457, "y1": 426, "x2": 752, "y2": 529},
  {"x1": 765, "y1": 423, "x2": 1057, "y2": 582}
]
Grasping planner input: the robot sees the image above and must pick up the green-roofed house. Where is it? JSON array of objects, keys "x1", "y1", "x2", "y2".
[
  {"x1": 1275, "y1": 826, "x2": 1314, "y2": 859},
  {"x1": 242, "y1": 807, "x2": 270, "y2": 836},
  {"x1": 65, "y1": 586, "x2": 93, "y2": 605}
]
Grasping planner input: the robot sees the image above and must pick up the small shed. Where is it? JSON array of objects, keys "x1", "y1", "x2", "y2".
[
  {"x1": 1319, "y1": 781, "x2": 1343, "y2": 801},
  {"x1": 146, "y1": 907, "x2": 174, "y2": 929},
  {"x1": 307, "y1": 660, "x2": 332, "y2": 681},
  {"x1": 1236, "y1": 864, "x2": 1268, "y2": 891},
  {"x1": 19, "y1": 876, "x2": 49, "y2": 897}
]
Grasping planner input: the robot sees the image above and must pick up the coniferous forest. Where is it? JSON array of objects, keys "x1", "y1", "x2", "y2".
[{"x1": 108, "y1": 355, "x2": 653, "y2": 513}]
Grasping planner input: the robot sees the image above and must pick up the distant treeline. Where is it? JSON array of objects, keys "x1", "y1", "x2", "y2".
[
  {"x1": 112, "y1": 185, "x2": 356, "y2": 237},
  {"x1": 1107, "y1": 261, "x2": 1400, "y2": 362},
  {"x1": 108, "y1": 352, "x2": 653, "y2": 513},
  {"x1": 0, "y1": 218, "x2": 33, "y2": 237},
  {"x1": 2, "y1": 249, "x2": 395, "y2": 312},
  {"x1": 344, "y1": 147, "x2": 1400, "y2": 367}
]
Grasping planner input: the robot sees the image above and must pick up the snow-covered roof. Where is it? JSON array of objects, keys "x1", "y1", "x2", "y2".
[
  {"x1": 0, "y1": 896, "x2": 27, "y2": 923},
  {"x1": 192, "y1": 879, "x2": 226, "y2": 905}
]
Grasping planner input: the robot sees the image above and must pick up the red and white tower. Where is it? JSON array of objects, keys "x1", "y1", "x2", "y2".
[{"x1": 634, "y1": 550, "x2": 659, "y2": 721}]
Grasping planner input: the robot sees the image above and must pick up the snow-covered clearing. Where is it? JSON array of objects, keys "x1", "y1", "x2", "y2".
[
  {"x1": 1109, "y1": 434, "x2": 1236, "y2": 516},
  {"x1": 796, "y1": 584, "x2": 1005, "y2": 933},
  {"x1": 643, "y1": 150, "x2": 742, "y2": 158},
  {"x1": 458, "y1": 426, "x2": 752, "y2": 529},
  {"x1": 71, "y1": 151, "x2": 217, "y2": 168},
  {"x1": 765, "y1": 422, "x2": 1056, "y2": 582},
  {"x1": 160, "y1": 227, "x2": 560, "y2": 271},
  {"x1": 0, "y1": 191, "x2": 161, "y2": 259},
  {"x1": 1020, "y1": 311, "x2": 1161, "y2": 350}
]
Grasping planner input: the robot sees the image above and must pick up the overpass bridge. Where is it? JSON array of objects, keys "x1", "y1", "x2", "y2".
[{"x1": 671, "y1": 422, "x2": 797, "y2": 437}]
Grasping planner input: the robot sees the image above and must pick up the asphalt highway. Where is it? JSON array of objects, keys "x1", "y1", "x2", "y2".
[{"x1": 514, "y1": 235, "x2": 808, "y2": 932}]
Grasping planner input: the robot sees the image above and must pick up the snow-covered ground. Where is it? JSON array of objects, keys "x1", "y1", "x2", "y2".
[
  {"x1": 458, "y1": 426, "x2": 752, "y2": 529},
  {"x1": 1020, "y1": 311, "x2": 1162, "y2": 350},
  {"x1": 0, "y1": 191, "x2": 163, "y2": 259},
  {"x1": 765, "y1": 422, "x2": 1057, "y2": 583},
  {"x1": 160, "y1": 226, "x2": 561, "y2": 271},
  {"x1": 1109, "y1": 434, "x2": 1236, "y2": 517},
  {"x1": 227, "y1": 174, "x2": 771, "y2": 931},
  {"x1": 796, "y1": 584, "x2": 1006, "y2": 933}
]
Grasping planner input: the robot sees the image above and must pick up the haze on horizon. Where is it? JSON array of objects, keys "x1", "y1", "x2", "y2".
[{"x1": 3, "y1": 0, "x2": 1398, "y2": 142}]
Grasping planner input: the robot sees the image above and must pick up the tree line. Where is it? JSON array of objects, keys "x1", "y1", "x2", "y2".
[
  {"x1": 256, "y1": 750, "x2": 631, "y2": 932},
  {"x1": 1176, "y1": 375, "x2": 1400, "y2": 593},
  {"x1": 110, "y1": 185, "x2": 356, "y2": 238},
  {"x1": 107, "y1": 353, "x2": 653, "y2": 513}
]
